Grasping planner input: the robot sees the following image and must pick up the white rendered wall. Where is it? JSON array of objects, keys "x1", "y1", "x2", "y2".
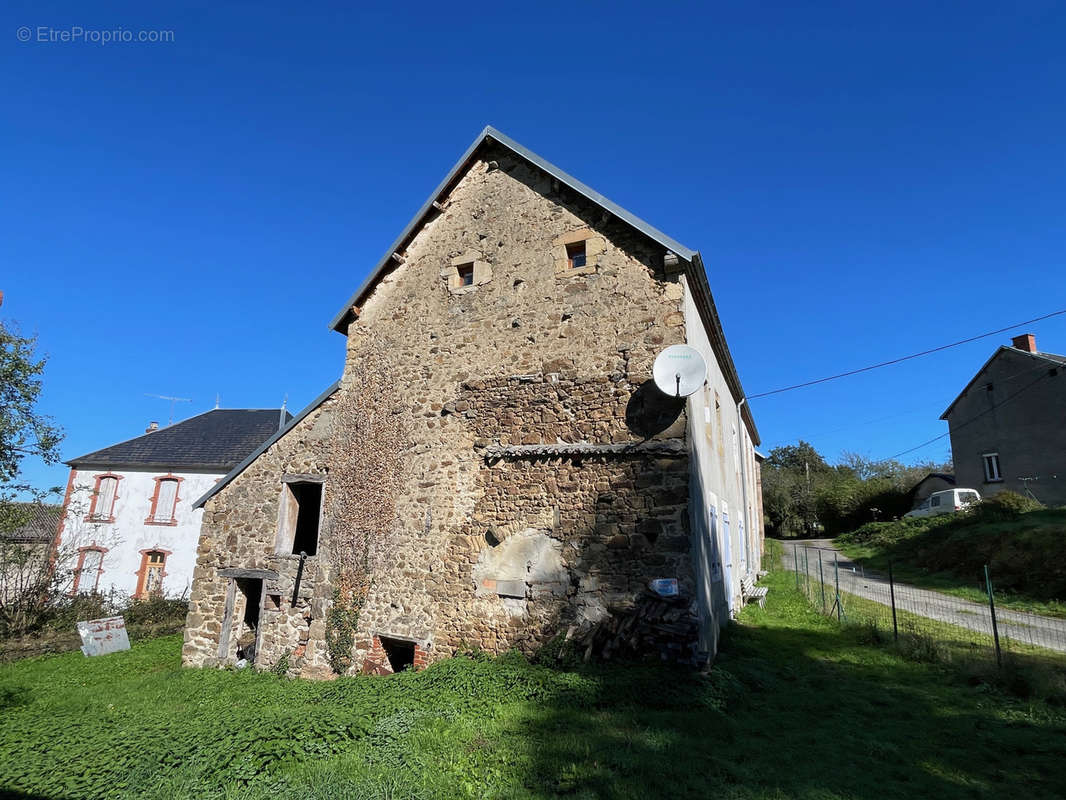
[
  {"x1": 681, "y1": 275, "x2": 761, "y2": 658},
  {"x1": 58, "y1": 468, "x2": 222, "y2": 600}
]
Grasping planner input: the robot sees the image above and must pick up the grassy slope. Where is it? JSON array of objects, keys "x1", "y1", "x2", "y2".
[
  {"x1": 835, "y1": 509, "x2": 1066, "y2": 618},
  {"x1": 2, "y1": 577, "x2": 1066, "y2": 799}
]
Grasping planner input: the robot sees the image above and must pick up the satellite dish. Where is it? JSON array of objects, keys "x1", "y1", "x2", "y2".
[{"x1": 653, "y1": 345, "x2": 707, "y2": 398}]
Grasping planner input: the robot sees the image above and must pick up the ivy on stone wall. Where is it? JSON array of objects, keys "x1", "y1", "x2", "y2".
[{"x1": 323, "y1": 340, "x2": 408, "y2": 674}]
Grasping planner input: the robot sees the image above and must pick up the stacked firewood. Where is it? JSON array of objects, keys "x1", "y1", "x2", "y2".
[{"x1": 579, "y1": 591, "x2": 700, "y2": 664}]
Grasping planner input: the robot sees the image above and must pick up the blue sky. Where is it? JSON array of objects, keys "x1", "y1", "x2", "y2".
[{"x1": 3, "y1": 0, "x2": 1065, "y2": 495}]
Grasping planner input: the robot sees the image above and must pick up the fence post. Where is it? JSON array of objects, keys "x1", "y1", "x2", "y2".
[
  {"x1": 834, "y1": 552, "x2": 842, "y2": 623},
  {"x1": 793, "y1": 544, "x2": 800, "y2": 590},
  {"x1": 888, "y1": 561, "x2": 898, "y2": 642},
  {"x1": 804, "y1": 548, "x2": 811, "y2": 599},
  {"x1": 818, "y1": 549, "x2": 827, "y2": 614},
  {"x1": 984, "y1": 564, "x2": 1002, "y2": 668}
]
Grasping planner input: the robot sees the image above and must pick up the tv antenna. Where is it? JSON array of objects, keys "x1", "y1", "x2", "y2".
[{"x1": 145, "y1": 393, "x2": 191, "y2": 425}]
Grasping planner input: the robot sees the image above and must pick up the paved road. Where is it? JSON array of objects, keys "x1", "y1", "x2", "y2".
[{"x1": 781, "y1": 539, "x2": 1066, "y2": 654}]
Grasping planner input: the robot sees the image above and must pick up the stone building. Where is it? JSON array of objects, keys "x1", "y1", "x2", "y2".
[
  {"x1": 0, "y1": 503, "x2": 62, "y2": 606},
  {"x1": 182, "y1": 127, "x2": 763, "y2": 676},
  {"x1": 941, "y1": 333, "x2": 1066, "y2": 505}
]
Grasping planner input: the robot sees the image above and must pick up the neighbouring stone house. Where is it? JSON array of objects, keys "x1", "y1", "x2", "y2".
[
  {"x1": 0, "y1": 503, "x2": 62, "y2": 606},
  {"x1": 182, "y1": 127, "x2": 763, "y2": 677},
  {"x1": 55, "y1": 410, "x2": 289, "y2": 600},
  {"x1": 942, "y1": 333, "x2": 1066, "y2": 505}
]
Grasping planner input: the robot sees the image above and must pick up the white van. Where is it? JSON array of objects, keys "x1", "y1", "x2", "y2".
[{"x1": 904, "y1": 488, "x2": 981, "y2": 518}]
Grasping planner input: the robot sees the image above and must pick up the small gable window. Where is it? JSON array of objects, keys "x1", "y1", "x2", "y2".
[
  {"x1": 566, "y1": 241, "x2": 586, "y2": 269},
  {"x1": 443, "y1": 253, "x2": 491, "y2": 294},
  {"x1": 89, "y1": 475, "x2": 119, "y2": 522},
  {"x1": 553, "y1": 229, "x2": 604, "y2": 275},
  {"x1": 148, "y1": 476, "x2": 181, "y2": 524}
]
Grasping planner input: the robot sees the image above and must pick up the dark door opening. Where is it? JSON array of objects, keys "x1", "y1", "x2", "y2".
[
  {"x1": 379, "y1": 636, "x2": 415, "y2": 672},
  {"x1": 235, "y1": 578, "x2": 263, "y2": 663},
  {"x1": 290, "y1": 482, "x2": 322, "y2": 556}
]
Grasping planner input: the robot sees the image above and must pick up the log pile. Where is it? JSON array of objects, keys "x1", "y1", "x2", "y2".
[{"x1": 578, "y1": 591, "x2": 700, "y2": 665}]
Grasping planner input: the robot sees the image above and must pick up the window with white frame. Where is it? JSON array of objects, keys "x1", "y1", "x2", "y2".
[{"x1": 982, "y1": 453, "x2": 1002, "y2": 482}]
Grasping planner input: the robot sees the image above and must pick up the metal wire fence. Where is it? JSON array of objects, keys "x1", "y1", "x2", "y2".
[{"x1": 784, "y1": 544, "x2": 1066, "y2": 666}]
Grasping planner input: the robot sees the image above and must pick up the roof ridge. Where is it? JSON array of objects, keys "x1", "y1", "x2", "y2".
[
  {"x1": 328, "y1": 125, "x2": 696, "y2": 333},
  {"x1": 66, "y1": 408, "x2": 292, "y2": 467}
]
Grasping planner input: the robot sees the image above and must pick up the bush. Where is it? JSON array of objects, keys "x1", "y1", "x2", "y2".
[{"x1": 972, "y1": 490, "x2": 1043, "y2": 522}]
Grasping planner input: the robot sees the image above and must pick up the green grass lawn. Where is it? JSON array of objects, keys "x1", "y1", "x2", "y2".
[
  {"x1": 835, "y1": 508, "x2": 1066, "y2": 618},
  {"x1": 2, "y1": 574, "x2": 1066, "y2": 800}
]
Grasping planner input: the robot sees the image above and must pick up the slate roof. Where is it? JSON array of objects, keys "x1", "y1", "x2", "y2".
[
  {"x1": 67, "y1": 409, "x2": 292, "y2": 472},
  {"x1": 940, "y1": 345, "x2": 1066, "y2": 419},
  {"x1": 193, "y1": 383, "x2": 340, "y2": 508},
  {"x1": 0, "y1": 503, "x2": 62, "y2": 543}
]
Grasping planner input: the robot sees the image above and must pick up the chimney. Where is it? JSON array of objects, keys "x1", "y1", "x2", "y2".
[
  {"x1": 146, "y1": 421, "x2": 159, "y2": 434},
  {"x1": 1011, "y1": 333, "x2": 1037, "y2": 353}
]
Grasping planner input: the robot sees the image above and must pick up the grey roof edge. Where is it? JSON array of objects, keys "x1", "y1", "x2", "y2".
[
  {"x1": 68, "y1": 462, "x2": 244, "y2": 474},
  {"x1": 328, "y1": 125, "x2": 698, "y2": 333},
  {"x1": 192, "y1": 381, "x2": 341, "y2": 509},
  {"x1": 686, "y1": 253, "x2": 760, "y2": 445},
  {"x1": 65, "y1": 408, "x2": 290, "y2": 467},
  {"x1": 939, "y1": 346, "x2": 1066, "y2": 420}
]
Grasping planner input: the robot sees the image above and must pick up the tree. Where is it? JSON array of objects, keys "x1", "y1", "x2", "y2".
[
  {"x1": 763, "y1": 441, "x2": 829, "y2": 537},
  {"x1": 0, "y1": 320, "x2": 63, "y2": 501},
  {"x1": 762, "y1": 439, "x2": 952, "y2": 538},
  {"x1": 0, "y1": 319, "x2": 65, "y2": 636}
]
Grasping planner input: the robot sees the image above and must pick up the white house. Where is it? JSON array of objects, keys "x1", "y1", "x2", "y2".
[{"x1": 56, "y1": 409, "x2": 289, "y2": 600}]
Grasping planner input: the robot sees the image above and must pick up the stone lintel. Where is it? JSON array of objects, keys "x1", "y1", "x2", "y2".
[
  {"x1": 281, "y1": 473, "x2": 325, "y2": 484},
  {"x1": 218, "y1": 568, "x2": 279, "y2": 579}
]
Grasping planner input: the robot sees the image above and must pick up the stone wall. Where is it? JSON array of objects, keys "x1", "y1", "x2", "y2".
[{"x1": 183, "y1": 142, "x2": 719, "y2": 676}]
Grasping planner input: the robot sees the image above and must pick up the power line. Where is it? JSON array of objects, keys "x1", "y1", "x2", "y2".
[
  {"x1": 749, "y1": 309, "x2": 1066, "y2": 400},
  {"x1": 883, "y1": 368, "x2": 1055, "y2": 460}
]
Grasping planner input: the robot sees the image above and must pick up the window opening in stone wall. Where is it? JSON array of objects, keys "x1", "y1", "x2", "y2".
[
  {"x1": 278, "y1": 480, "x2": 322, "y2": 556},
  {"x1": 456, "y1": 262, "x2": 475, "y2": 287},
  {"x1": 380, "y1": 636, "x2": 416, "y2": 672},
  {"x1": 566, "y1": 241, "x2": 586, "y2": 269}
]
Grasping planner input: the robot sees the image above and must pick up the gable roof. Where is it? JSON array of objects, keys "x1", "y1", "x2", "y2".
[
  {"x1": 940, "y1": 345, "x2": 1066, "y2": 420},
  {"x1": 0, "y1": 503, "x2": 62, "y2": 543},
  {"x1": 328, "y1": 126, "x2": 759, "y2": 443},
  {"x1": 192, "y1": 381, "x2": 341, "y2": 509},
  {"x1": 67, "y1": 409, "x2": 292, "y2": 472}
]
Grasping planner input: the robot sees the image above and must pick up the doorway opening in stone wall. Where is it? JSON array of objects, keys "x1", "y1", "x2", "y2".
[
  {"x1": 277, "y1": 479, "x2": 323, "y2": 556},
  {"x1": 235, "y1": 578, "x2": 263, "y2": 664},
  {"x1": 379, "y1": 636, "x2": 416, "y2": 672}
]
